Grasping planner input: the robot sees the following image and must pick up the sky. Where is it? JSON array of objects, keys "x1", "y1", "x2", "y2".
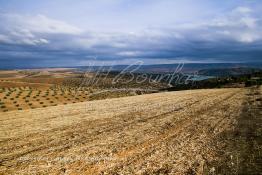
[{"x1": 0, "y1": 0, "x2": 262, "y2": 67}]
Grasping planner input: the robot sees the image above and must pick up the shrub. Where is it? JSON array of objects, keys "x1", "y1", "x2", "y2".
[{"x1": 18, "y1": 108, "x2": 23, "y2": 110}]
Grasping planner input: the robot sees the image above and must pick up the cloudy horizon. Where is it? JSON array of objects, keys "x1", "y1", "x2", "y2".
[{"x1": 0, "y1": 0, "x2": 262, "y2": 67}]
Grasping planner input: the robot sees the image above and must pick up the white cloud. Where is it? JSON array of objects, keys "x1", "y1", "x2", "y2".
[
  {"x1": 173, "y1": 6, "x2": 262, "y2": 44},
  {"x1": 233, "y1": 6, "x2": 252, "y2": 14},
  {"x1": 10, "y1": 38, "x2": 49, "y2": 46},
  {"x1": 117, "y1": 51, "x2": 140, "y2": 56},
  {"x1": 39, "y1": 38, "x2": 49, "y2": 44},
  {"x1": 0, "y1": 13, "x2": 82, "y2": 46},
  {"x1": 24, "y1": 14, "x2": 82, "y2": 34},
  {"x1": 1, "y1": 14, "x2": 82, "y2": 35}
]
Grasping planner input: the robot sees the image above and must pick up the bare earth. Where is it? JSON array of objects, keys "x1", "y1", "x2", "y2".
[{"x1": 0, "y1": 88, "x2": 248, "y2": 174}]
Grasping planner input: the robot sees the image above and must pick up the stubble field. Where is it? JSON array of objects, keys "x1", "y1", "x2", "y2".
[{"x1": 1, "y1": 87, "x2": 257, "y2": 174}]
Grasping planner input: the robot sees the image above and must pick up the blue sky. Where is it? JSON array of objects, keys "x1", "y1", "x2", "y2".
[{"x1": 0, "y1": 0, "x2": 262, "y2": 67}]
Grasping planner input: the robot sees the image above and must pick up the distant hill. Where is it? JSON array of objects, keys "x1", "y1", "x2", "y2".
[
  {"x1": 2, "y1": 63, "x2": 262, "y2": 74},
  {"x1": 198, "y1": 67, "x2": 262, "y2": 77},
  {"x1": 76, "y1": 63, "x2": 262, "y2": 74}
]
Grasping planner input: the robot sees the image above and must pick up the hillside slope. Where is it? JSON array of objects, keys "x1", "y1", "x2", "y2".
[{"x1": 0, "y1": 88, "x2": 249, "y2": 174}]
